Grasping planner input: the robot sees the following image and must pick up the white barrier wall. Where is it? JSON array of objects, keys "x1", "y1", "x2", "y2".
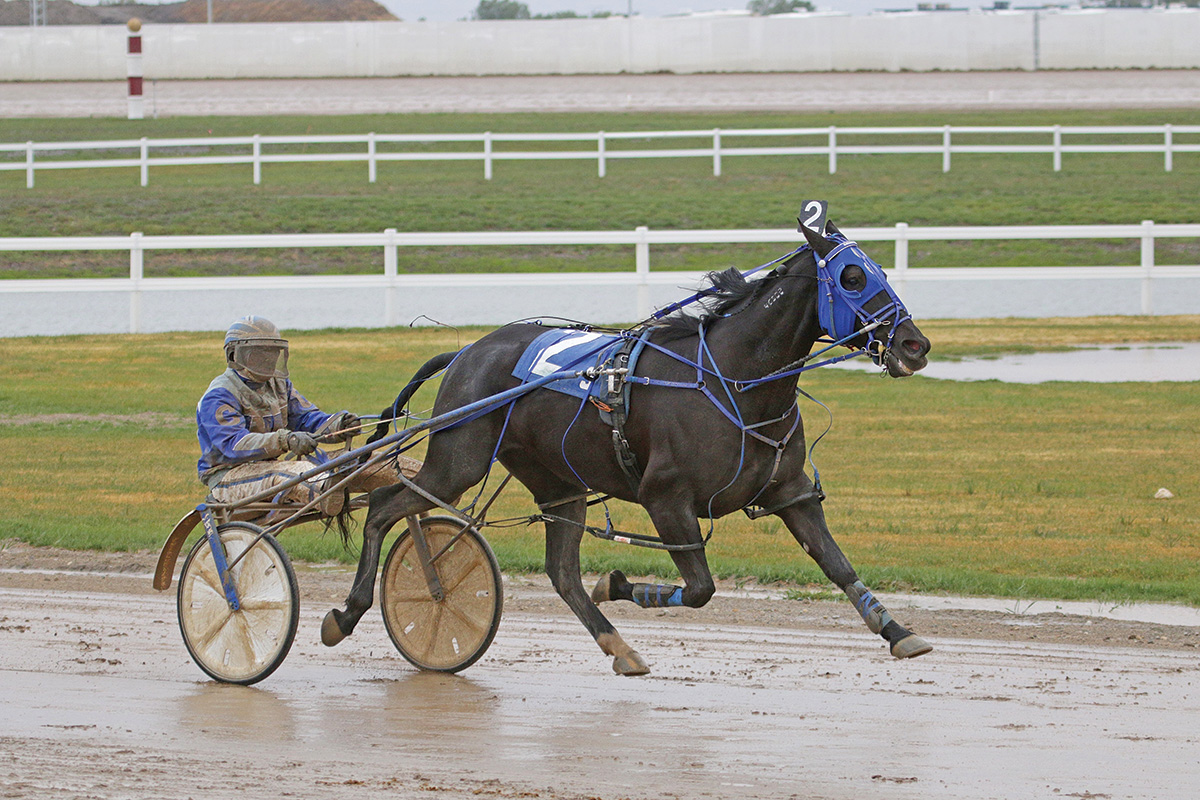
[
  {"x1": 2, "y1": 10, "x2": 1199, "y2": 81},
  {"x1": 4, "y1": 269, "x2": 1199, "y2": 337}
]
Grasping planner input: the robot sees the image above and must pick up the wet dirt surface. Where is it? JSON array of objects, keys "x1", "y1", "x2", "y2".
[
  {"x1": 2, "y1": 541, "x2": 1199, "y2": 800},
  {"x1": 4, "y1": 71, "x2": 1200, "y2": 118}
]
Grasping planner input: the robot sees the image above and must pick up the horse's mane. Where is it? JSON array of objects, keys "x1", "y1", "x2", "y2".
[
  {"x1": 653, "y1": 250, "x2": 811, "y2": 339},
  {"x1": 652, "y1": 267, "x2": 760, "y2": 338}
]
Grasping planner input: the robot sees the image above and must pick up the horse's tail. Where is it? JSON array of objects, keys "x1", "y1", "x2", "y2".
[
  {"x1": 329, "y1": 350, "x2": 460, "y2": 546},
  {"x1": 365, "y1": 350, "x2": 460, "y2": 445}
]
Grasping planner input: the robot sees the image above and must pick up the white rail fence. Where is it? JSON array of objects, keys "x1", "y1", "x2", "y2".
[
  {"x1": 3, "y1": 125, "x2": 1199, "y2": 188},
  {"x1": 2, "y1": 222, "x2": 1199, "y2": 337}
]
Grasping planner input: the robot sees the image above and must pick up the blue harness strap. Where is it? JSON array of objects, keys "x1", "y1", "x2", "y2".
[
  {"x1": 420, "y1": 230, "x2": 909, "y2": 543},
  {"x1": 509, "y1": 326, "x2": 653, "y2": 492}
]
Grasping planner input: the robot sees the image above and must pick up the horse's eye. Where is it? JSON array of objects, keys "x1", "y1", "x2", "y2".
[{"x1": 840, "y1": 266, "x2": 866, "y2": 292}]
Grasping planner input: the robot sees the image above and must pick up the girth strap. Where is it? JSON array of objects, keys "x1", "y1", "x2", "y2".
[
  {"x1": 742, "y1": 486, "x2": 825, "y2": 520},
  {"x1": 591, "y1": 334, "x2": 644, "y2": 493}
]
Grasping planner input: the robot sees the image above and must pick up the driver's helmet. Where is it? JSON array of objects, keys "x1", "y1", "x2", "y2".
[{"x1": 224, "y1": 316, "x2": 289, "y2": 381}]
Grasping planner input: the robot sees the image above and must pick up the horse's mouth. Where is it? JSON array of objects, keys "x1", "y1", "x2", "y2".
[{"x1": 884, "y1": 342, "x2": 928, "y2": 378}]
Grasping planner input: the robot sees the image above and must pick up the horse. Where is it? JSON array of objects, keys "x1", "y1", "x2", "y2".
[{"x1": 321, "y1": 217, "x2": 933, "y2": 675}]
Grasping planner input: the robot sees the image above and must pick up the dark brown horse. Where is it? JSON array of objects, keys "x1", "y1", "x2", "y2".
[{"x1": 322, "y1": 219, "x2": 932, "y2": 674}]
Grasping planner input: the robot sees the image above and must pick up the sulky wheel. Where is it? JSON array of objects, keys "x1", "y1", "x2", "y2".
[
  {"x1": 380, "y1": 515, "x2": 503, "y2": 673},
  {"x1": 177, "y1": 522, "x2": 299, "y2": 685}
]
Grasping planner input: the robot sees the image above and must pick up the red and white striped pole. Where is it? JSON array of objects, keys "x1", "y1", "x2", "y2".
[{"x1": 127, "y1": 18, "x2": 144, "y2": 120}]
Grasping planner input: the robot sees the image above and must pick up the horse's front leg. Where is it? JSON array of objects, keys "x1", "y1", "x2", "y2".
[
  {"x1": 320, "y1": 482, "x2": 434, "y2": 646},
  {"x1": 773, "y1": 486, "x2": 931, "y2": 659}
]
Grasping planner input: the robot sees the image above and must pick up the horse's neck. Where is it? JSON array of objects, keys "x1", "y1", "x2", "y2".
[
  {"x1": 699, "y1": 278, "x2": 821, "y2": 406},
  {"x1": 704, "y1": 283, "x2": 819, "y2": 377}
]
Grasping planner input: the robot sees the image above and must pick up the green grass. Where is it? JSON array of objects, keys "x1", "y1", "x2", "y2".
[
  {"x1": 3, "y1": 108, "x2": 1199, "y2": 278},
  {"x1": 3, "y1": 108, "x2": 1200, "y2": 605},
  {"x1": 3, "y1": 319, "x2": 1200, "y2": 606}
]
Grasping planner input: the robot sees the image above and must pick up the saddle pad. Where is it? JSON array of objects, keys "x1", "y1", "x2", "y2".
[{"x1": 511, "y1": 328, "x2": 623, "y2": 401}]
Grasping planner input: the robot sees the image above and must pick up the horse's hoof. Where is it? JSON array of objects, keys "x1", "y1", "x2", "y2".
[
  {"x1": 321, "y1": 609, "x2": 347, "y2": 647},
  {"x1": 612, "y1": 650, "x2": 650, "y2": 676},
  {"x1": 890, "y1": 634, "x2": 933, "y2": 659},
  {"x1": 591, "y1": 573, "x2": 614, "y2": 603}
]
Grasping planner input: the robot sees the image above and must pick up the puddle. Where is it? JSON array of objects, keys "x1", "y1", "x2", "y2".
[
  {"x1": 738, "y1": 584, "x2": 1200, "y2": 627},
  {"x1": 835, "y1": 342, "x2": 1200, "y2": 383},
  {"x1": 880, "y1": 592, "x2": 1200, "y2": 628}
]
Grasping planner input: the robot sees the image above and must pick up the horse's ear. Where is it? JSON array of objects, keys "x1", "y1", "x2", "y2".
[
  {"x1": 825, "y1": 219, "x2": 843, "y2": 237},
  {"x1": 801, "y1": 221, "x2": 835, "y2": 259}
]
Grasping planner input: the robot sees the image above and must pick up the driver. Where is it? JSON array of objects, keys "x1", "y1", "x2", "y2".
[{"x1": 196, "y1": 315, "x2": 418, "y2": 516}]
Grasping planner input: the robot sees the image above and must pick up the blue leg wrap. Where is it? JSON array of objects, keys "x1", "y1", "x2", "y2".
[
  {"x1": 632, "y1": 584, "x2": 684, "y2": 608},
  {"x1": 845, "y1": 580, "x2": 894, "y2": 635}
]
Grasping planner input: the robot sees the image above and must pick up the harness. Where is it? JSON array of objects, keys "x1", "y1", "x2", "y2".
[
  {"x1": 588, "y1": 333, "x2": 647, "y2": 492},
  {"x1": 582, "y1": 232, "x2": 912, "y2": 513},
  {"x1": 419, "y1": 230, "x2": 914, "y2": 553}
]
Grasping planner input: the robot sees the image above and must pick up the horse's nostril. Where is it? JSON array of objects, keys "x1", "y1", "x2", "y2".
[{"x1": 903, "y1": 339, "x2": 925, "y2": 357}]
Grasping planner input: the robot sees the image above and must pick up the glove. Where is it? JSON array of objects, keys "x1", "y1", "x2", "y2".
[
  {"x1": 334, "y1": 412, "x2": 360, "y2": 442},
  {"x1": 285, "y1": 431, "x2": 318, "y2": 457}
]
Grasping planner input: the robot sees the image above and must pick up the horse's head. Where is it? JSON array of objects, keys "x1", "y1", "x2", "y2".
[{"x1": 801, "y1": 221, "x2": 930, "y2": 378}]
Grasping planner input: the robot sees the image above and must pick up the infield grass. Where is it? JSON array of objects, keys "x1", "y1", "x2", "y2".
[
  {"x1": 3, "y1": 107, "x2": 1200, "y2": 605},
  {"x1": 3, "y1": 108, "x2": 1200, "y2": 279},
  {"x1": 2, "y1": 318, "x2": 1199, "y2": 606}
]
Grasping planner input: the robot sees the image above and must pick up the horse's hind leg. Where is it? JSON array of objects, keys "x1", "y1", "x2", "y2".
[
  {"x1": 322, "y1": 430, "x2": 494, "y2": 647},
  {"x1": 540, "y1": 496, "x2": 649, "y2": 676},
  {"x1": 776, "y1": 490, "x2": 932, "y2": 659},
  {"x1": 320, "y1": 481, "x2": 437, "y2": 646}
]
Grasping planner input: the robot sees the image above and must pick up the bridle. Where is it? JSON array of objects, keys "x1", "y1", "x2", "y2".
[{"x1": 814, "y1": 234, "x2": 913, "y2": 368}]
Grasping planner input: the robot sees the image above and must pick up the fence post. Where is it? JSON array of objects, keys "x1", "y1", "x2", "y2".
[
  {"x1": 126, "y1": 19, "x2": 144, "y2": 120},
  {"x1": 635, "y1": 225, "x2": 650, "y2": 320},
  {"x1": 713, "y1": 128, "x2": 722, "y2": 177},
  {"x1": 1164, "y1": 124, "x2": 1173, "y2": 173},
  {"x1": 368, "y1": 132, "x2": 377, "y2": 184},
  {"x1": 942, "y1": 125, "x2": 952, "y2": 173},
  {"x1": 598, "y1": 131, "x2": 606, "y2": 178},
  {"x1": 25, "y1": 141, "x2": 34, "y2": 189},
  {"x1": 1053, "y1": 125, "x2": 1062, "y2": 172},
  {"x1": 384, "y1": 227, "x2": 398, "y2": 326},
  {"x1": 893, "y1": 222, "x2": 909, "y2": 296},
  {"x1": 140, "y1": 137, "x2": 149, "y2": 187},
  {"x1": 129, "y1": 231, "x2": 144, "y2": 334},
  {"x1": 1140, "y1": 219, "x2": 1154, "y2": 315},
  {"x1": 484, "y1": 132, "x2": 493, "y2": 181},
  {"x1": 828, "y1": 126, "x2": 837, "y2": 175},
  {"x1": 893, "y1": 223, "x2": 909, "y2": 271},
  {"x1": 253, "y1": 134, "x2": 262, "y2": 185}
]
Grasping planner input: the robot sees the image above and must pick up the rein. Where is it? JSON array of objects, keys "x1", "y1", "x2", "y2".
[{"x1": 389, "y1": 234, "x2": 909, "y2": 554}]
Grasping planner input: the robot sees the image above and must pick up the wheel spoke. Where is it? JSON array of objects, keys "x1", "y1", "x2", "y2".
[
  {"x1": 419, "y1": 603, "x2": 445, "y2": 662},
  {"x1": 194, "y1": 555, "x2": 225, "y2": 596},
  {"x1": 188, "y1": 601, "x2": 233, "y2": 651},
  {"x1": 441, "y1": 600, "x2": 491, "y2": 638},
  {"x1": 388, "y1": 591, "x2": 439, "y2": 604},
  {"x1": 238, "y1": 598, "x2": 288, "y2": 612},
  {"x1": 436, "y1": 557, "x2": 483, "y2": 596}
]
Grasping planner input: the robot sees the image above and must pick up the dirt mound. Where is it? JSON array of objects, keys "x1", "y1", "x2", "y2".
[
  {"x1": 1, "y1": 0, "x2": 396, "y2": 25},
  {"x1": 0, "y1": 0, "x2": 102, "y2": 25},
  {"x1": 175, "y1": 0, "x2": 396, "y2": 23}
]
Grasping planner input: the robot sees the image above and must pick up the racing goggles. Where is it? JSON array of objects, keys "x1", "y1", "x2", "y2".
[{"x1": 230, "y1": 339, "x2": 289, "y2": 380}]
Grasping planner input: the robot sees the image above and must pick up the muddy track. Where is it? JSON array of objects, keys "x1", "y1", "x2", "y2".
[{"x1": 2, "y1": 541, "x2": 1199, "y2": 800}]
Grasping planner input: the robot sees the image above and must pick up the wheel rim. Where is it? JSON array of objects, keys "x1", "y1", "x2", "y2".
[
  {"x1": 179, "y1": 527, "x2": 296, "y2": 683},
  {"x1": 381, "y1": 519, "x2": 501, "y2": 671}
]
